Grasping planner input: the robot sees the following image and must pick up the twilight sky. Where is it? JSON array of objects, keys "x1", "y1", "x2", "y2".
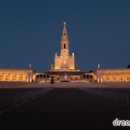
[{"x1": 0, "y1": 0, "x2": 130, "y2": 71}]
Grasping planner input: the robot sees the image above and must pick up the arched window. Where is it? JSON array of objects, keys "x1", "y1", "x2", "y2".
[{"x1": 64, "y1": 44, "x2": 66, "y2": 49}]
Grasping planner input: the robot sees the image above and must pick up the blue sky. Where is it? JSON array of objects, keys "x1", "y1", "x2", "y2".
[{"x1": 0, "y1": 0, "x2": 130, "y2": 71}]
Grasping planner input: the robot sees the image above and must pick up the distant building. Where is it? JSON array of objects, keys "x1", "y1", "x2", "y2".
[
  {"x1": 94, "y1": 69, "x2": 130, "y2": 82},
  {"x1": 44, "y1": 22, "x2": 85, "y2": 82},
  {"x1": 0, "y1": 68, "x2": 35, "y2": 82},
  {"x1": 0, "y1": 23, "x2": 130, "y2": 83},
  {"x1": 50, "y1": 22, "x2": 80, "y2": 72},
  {"x1": 36, "y1": 23, "x2": 130, "y2": 83}
]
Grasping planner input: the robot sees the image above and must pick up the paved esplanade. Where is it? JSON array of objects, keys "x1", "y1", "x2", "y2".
[{"x1": 0, "y1": 82, "x2": 130, "y2": 129}]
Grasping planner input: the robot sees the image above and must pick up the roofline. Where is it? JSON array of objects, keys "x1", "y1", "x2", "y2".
[
  {"x1": 95, "y1": 68, "x2": 130, "y2": 71},
  {"x1": 0, "y1": 67, "x2": 34, "y2": 71}
]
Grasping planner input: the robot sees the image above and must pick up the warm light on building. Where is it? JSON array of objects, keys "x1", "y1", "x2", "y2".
[
  {"x1": 50, "y1": 22, "x2": 80, "y2": 72},
  {"x1": 0, "y1": 23, "x2": 130, "y2": 83},
  {"x1": 0, "y1": 68, "x2": 35, "y2": 82}
]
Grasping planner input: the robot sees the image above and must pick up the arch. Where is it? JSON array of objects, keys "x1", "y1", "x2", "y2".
[{"x1": 64, "y1": 44, "x2": 66, "y2": 49}]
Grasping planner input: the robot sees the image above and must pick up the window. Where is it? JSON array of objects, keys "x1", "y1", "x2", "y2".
[{"x1": 64, "y1": 44, "x2": 66, "y2": 49}]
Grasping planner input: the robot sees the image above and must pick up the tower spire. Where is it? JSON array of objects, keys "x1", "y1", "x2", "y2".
[{"x1": 61, "y1": 22, "x2": 69, "y2": 52}]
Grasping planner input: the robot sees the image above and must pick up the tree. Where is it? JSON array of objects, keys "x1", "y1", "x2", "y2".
[{"x1": 127, "y1": 65, "x2": 130, "y2": 68}]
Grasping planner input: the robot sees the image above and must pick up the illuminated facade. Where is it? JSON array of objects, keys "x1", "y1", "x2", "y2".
[
  {"x1": 50, "y1": 22, "x2": 79, "y2": 72},
  {"x1": 94, "y1": 69, "x2": 130, "y2": 82},
  {"x1": 0, "y1": 23, "x2": 129, "y2": 83},
  {"x1": 0, "y1": 68, "x2": 35, "y2": 82}
]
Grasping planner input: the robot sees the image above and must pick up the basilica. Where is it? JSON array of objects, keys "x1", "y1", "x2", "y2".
[
  {"x1": 50, "y1": 22, "x2": 79, "y2": 72},
  {"x1": 0, "y1": 23, "x2": 130, "y2": 83}
]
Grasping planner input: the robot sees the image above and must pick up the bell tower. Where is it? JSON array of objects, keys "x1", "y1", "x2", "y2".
[
  {"x1": 61, "y1": 22, "x2": 69, "y2": 55},
  {"x1": 51, "y1": 22, "x2": 80, "y2": 72}
]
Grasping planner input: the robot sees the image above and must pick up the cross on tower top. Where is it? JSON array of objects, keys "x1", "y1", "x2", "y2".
[{"x1": 64, "y1": 21, "x2": 66, "y2": 26}]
